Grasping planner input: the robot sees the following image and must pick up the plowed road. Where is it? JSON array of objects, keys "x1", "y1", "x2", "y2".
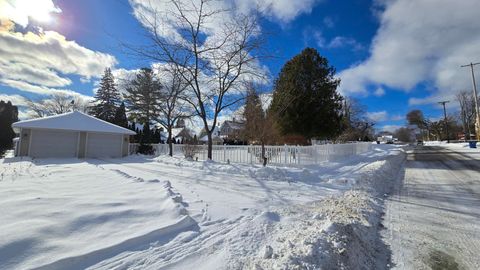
[{"x1": 384, "y1": 145, "x2": 480, "y2": 270}]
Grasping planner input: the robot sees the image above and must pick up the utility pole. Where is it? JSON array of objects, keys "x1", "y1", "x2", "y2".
[
  {"x1": 438, "y1": 101, "x2": 450, "y2": 143},
  {"x1": 461, "y1": 62, "x2": 480, "y2": 141}
]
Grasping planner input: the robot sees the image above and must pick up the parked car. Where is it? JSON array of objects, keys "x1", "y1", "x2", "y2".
[{"x1": 416, "y1": 140, "x2": 424, "y2": 146}]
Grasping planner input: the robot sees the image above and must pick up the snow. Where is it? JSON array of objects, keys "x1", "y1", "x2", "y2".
[
  {"x1": 0, "y1": 144, "x2": 405, "y2": 269},
  {"x1": 383, "y1": 144, "x2": 480, "y2": 269},
  {"x1": 12, "y1": 111, "x2": 136, "y2": 135},
  {"x1": 0, "y1": 158, "x2": 192, "y2": 269}
]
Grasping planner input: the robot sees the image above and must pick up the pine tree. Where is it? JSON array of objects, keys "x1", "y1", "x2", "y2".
[
  {"x1": 113, "y1": 102, "x2": 128, "y2": 128},
  {"x1": 269, "y1": 48, "x2": 343, "y2": 139},
  {"x1": 124, "y1": 68, "x2": 162, "y2": 143},
  {"x1": 243, "y1": 87, "x2": 265, "y2": 142},
  {"x1": 0, "y1": 101, "x2": 19, "y2": 153},
  {"x1": 242, "y1": 86, "x2": 279, "y2": 166},
  {"x1": 91, "y1": 68, "x2": 121, "y2": 123}
]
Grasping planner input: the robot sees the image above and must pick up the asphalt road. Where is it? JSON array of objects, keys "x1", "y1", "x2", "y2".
[{"x1": 384, "y1": 145, "x2": 480, "y2": 270}]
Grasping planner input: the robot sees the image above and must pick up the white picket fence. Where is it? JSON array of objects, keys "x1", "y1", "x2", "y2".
[{"x1": 129, "y1": 142, "x2": 373, "y2": 166}]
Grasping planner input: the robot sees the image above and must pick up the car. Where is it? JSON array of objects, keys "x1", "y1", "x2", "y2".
[{"x1": 416, "y1": 140, "x2": 424, "y2": 146}]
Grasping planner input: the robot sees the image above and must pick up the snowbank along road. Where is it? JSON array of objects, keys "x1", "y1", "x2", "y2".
[
  {"x1": 384, "y1": 144, "x2": 480, "y2": 270},
  {"x1": 0, "y1": 145, "x2": 405, "y2": 269}
]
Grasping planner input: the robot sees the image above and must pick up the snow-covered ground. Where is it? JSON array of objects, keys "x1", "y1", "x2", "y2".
[{"x1": 0, "y1": 144, "x2": 405, "y2": 269}]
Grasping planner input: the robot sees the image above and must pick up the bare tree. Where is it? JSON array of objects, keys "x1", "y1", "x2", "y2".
[
  {"x1": 27, "y1": 93, "x2": 90, "y2": 118},
  {"x1": 126, "y1": 0, "x2": 267, "y2": 159},
  {"x1": 338, "y1": 97, "x2": 374, "y2": 142},
  {"x1": 394, "y1": 127, "x2": 414, "y2": 143},
  {"x1": 156, "y1": 64, "x2": 193, "y2": 156},
  {"x1": 456, "y1": 90, "x2": 476, "y2": 140}
]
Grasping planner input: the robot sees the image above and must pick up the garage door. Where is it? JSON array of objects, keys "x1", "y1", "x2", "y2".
[
  {"x1": 86, "y1": 133, "x2": 122, "y2": 158},
  {"x1": 30, "y1": 130, "x2": 78, "y2": 158}
]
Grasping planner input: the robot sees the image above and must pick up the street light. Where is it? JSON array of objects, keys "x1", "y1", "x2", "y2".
[{"x1": 461, "y1": 62, "x2": 480, "y2": 141}]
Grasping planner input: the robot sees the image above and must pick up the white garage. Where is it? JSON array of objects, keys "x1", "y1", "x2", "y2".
[
  {"x1": 86, "y1": 133, "x2": 123, "y2": 158},
  {"x1": 12, "y1": 111, "x2": 136, "y2": 158},
  {"x1": 30, "y1": 129, "x2": 79, "y2": 158}
]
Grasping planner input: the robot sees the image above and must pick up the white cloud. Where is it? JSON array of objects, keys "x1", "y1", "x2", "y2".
[
  {"x1": 373, "y1": 87, "x2": 385, "y2": 97},
  {"x1": 237, "y1": 0, "x2": 320, "y2": 23},
  {"x1": 366, "y1": 110, "x2": 388, "y2": 122},
  {"x1": 111, "y1": 68, "x2": 140, "y2": 95},
  {"x1": 327, "y1": 36, "x2": 364, "y2": 51},
  {"x1": 0, "y1": 0, "x2": 61, "y2": 27},
  {"x1": 0, "y1": 78, "x2": 89, "y2": 98},
  {"x1": 380, "y1": 124, "x2": 401, "y2": 132},
  {"x1": 308, "y1": 29, "x2": 363, "y2": 52},
  {"x1": 338, "y1": 0, "x2": 480, "y2": 99},
  {"x1": 0, "y1": 93, "x2": 28, "y2": 106},
  {"x1": 0, "y1": 29, "x2": 117, "y2": 88},
  {"x1": 0, "y1": 4, "x2": 117, "y2": 99},
  {"x1": 390, "y1": 114, "x2": 403, "y2": 121}
]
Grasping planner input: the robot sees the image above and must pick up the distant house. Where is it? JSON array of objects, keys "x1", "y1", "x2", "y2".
[
  {"x1": 12, "y1": 111, "x2": 135, "y2": 158},
  {"x1": 168, "y1": 118, "x2": 194, "y2": 143},
  {"x1": 219, "y1": 118, "x2": 244, "y2": 141},
  {"x1": 170, "y1": 127, "x2": 194, "y2": 143},
  {"x1": 199, "y1": 125, "x2": 223, "y2": 145}
]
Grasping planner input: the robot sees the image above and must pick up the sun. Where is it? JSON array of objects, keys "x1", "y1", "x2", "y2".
[{"x1": 7, "y1": 0, "x2": 61, "y2": 26}]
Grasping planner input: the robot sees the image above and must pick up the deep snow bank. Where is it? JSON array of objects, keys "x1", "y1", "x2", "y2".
[
  {"x1": 245, "y1": 149, "x2": 406, "y2": 270},
  {"x1": 0, "y1": 159, "x2": 196, "y2": 270}
]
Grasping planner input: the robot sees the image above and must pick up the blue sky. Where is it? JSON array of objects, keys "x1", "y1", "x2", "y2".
[{"x1": 1, "y1": 0, "x2": 479, "y2": 132}]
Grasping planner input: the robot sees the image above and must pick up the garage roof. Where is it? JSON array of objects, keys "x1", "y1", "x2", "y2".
[{"x1": 12, "y1": 111, "x2": 136, "y2": 135}]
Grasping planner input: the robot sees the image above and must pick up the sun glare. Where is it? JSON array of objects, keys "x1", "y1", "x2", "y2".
[{"x1": 11, "y1": 0, "x2": 61, "y2": 26}]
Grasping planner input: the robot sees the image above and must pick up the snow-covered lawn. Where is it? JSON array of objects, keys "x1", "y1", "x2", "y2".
[{"x1": 0, "y1": 144, "x2": 405, "y2": 269}]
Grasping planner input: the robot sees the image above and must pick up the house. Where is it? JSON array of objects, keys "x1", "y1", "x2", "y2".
[
  {"x1": 219, "y1": 118, "x2": 244, "y2": 139},
  {"x1": 171, "y1": 127, "x2": 194, "y2": 143},
  {"x1": 199, "y1": 125, "x2": 223, "y2": 145},
  {"x1": 12, "y1": 111, "x2": 135, "y2": 158}
]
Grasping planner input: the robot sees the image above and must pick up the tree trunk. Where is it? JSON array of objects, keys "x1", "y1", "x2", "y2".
[
  {"x1": 207, "y1": 131, "x2": 213, "y2": 160},
  {"x1": 261, "y1": 141, "x2": 267, "y2": 167},
  {"x1": 168, "y1": 126, "x2": 173, "y2": 156}
]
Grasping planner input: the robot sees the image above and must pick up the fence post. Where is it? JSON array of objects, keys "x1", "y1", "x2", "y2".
[
  {"x1": 297, "y1": 145, "x2": 301, "y2": 165},
  {"x1": 249, "y1": 145, "x2": 252, "y2": 164},
  {"x1": 284, "y1": 144, "x2": 287, "y2": 164},
  {"x1": 223, "y1": 144, "x2": 226, "y2": 162}
]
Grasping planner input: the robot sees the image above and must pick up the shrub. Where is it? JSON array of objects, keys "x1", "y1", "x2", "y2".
[
  {"x1": 182, "y1": 143, "x2": 200, "y2": 160},
  {"x1": 137, "y1": 143, "x2": 155, "y2": 155}
]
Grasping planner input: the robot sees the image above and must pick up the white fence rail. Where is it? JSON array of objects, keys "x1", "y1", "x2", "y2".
[{"x1": 129, "y1": 142, "x2": 373, "y2": 166}]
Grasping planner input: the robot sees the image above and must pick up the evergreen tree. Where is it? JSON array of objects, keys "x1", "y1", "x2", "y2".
[
  {"x1": 113, "y1": 102, "x2": 128, "y2": 127},
  {"x1": 269, "y1": 48, "x2": 343, "y2": 139},
  {"x1": 91, "y1": 68, "x2": 121, "y2": 123},
  {"x1": 0, "y1": 101, "x2": 19, "y2": 153},
  {"x1": 243, "y1": 87, "x2": 265, "y2": 142},
  {"x1": 242, "y1": 86, "x2": 279, "y2": 166},
  {"x1": 123, "y1": 68, "x2": 162, "y2": 143}
]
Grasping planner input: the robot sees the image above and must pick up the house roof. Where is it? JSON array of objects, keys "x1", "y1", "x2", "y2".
[
  {"x1": 222, "y1": 120, "x2": 244, "y2": 130},
  {"x1": 12, "y1": 111, "x2": 136, "y2": 135},
  {"x1": 171, "y1": 127, "x2": 193, "y2": 138}
]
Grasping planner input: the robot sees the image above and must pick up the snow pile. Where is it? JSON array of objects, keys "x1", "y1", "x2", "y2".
[
  {"x1": 0, "y1": 159, "x2": 195, "y2": 270},
  {"x1": 244, "y1": 151, "x2": 405, "y2": 270}
]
